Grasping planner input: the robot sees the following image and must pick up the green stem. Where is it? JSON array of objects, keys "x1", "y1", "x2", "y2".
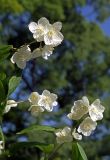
[
  {"x1": 28, "y1": 40, "x2": 37, "y2": 45},
  {"x1": 48, "y1": 143, "x2": 64, "y2": 160},
  {"x1": 0, "y1": 121, "x2": 5, "y2": 150}
]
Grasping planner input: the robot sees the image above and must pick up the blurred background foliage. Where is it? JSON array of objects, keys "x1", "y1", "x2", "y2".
[{"x1": 0, "y1": 0, "x2": 110, "y2": 159}]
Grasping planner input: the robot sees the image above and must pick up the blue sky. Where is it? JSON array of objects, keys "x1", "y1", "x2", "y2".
[{"x1": 80, "y1": 5, "x2": 110, "y2": 37}]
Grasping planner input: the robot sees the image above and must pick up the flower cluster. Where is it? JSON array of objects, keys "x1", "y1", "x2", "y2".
[
  {"x1": 28, "y1": 90, "x2": 58, "y2": 116},
  {"x1": 55, "y1": 96, "x2": 105, "y2": 143},
  {"x1": 11, "y1": 45, "x2": 31, "y2": 69},
  {"x1": 10, "y1": 17, "x2": 64, "y2": 69},
  {"x1": 28, "y1": 17, "x2": 63, "y2": 46},
  {"x1": 8, "y1": 17, "x2": 106, "y2": 148}
]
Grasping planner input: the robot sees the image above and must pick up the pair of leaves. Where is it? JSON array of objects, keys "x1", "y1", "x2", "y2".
[
  {"x1": 72, "y1": 142, "x2": 88, "y2": 160},
  {"x1": 17, "y1": 125, "x2": 56, "y2": 134}
]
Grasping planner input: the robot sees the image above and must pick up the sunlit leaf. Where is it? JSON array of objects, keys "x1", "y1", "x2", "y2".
[
  {"x1": 8, "y1": 76, "x2": 21, "y2": 96},
  {"x1": 72, "y1": 142, "x2": 88, "y2": 160},
  {"x1": 17, "y1": 125, "x2": 56, "y2": 134}
]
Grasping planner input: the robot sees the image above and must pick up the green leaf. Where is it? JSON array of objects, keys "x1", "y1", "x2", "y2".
[
  {"x1": 8, "y1": 76, "x2": 21, "y2": 96},
  {"x1": 77, "y1": 143, "x2": 88, "y2": 160},
  {"x1": 17, "y1": 125, "x2": 56, "y2": 134},
  {"x1": 0, "y1": 45, "x2": 13, "y2": 62},
  {"x1": 72, "y1": 142, "x2": 79, "y2": 160},
  {"x1": 0, "y1": 80, "x2": 5, "y2": 103},
  {"x1": 10, "y1": 142, "x2": 54, "y2": 154},
  {"x1": 72, "y1": 142, "x2": 88, "y2": 160}
]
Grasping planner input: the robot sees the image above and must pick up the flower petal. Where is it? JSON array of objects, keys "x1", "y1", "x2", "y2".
[
  {"x1": 28, "y1": 22, "x2": 37, "y2": 33},
  {"x1": 53, "y1": 22, "x2": 62, "y2": 31},
  {"x1": 31, "y1": 48, "x2": 42, "y2": 59},
  {"x1": 44, "y1": 31, "x2": 64, "y2": 46},
  {"x1": 38, "y1": 17, "x2": 49, "y2": 26},
  {"x1": 42, "y1": 90, "x2": 50, "y2": 96}
]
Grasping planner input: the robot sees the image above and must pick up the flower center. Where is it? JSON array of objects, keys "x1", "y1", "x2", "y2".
[
  {"x1": 83, "y1": 123, "x2": 91, "y2": 131},
  {"x1": 44, "y1": 97, "x2": 51, "y2": 104}
]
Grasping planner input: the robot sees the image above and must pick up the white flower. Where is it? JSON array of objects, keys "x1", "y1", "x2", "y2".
[
  {"x1": 89, "y1": 99, "x2": 105, "y2": 121},
  {"x1": 28, "y1": 92, "x2": 44, "y2": 115},
  {"x1": 0, "y1": 141, "x2": 3, "y2": 154},
  {"x1": 11, "y1": 45, "x2": 31, "y2": 69},
  {"x1": 44, "y1": 22, "x2": 64, "y2": 46},
  {"x1": 77, "y1": 117, "x2": 97, "y2": 136},
  {"x1": 38, "y1": 90, "x2": 58, "y2": 112},
  {"x1": 28, "y1": 17, "x2": 50, "y2": 42},
  {"x1": 72, "y1": 128, "x2": 82, "y2": 140},
  {"x1": 29, "y1": 105, "x2": 44, "y2": 117},
  {"x1": 28, "y1": 17, "x2": 64, "y2": 46},
  {"x1": 31, "y1": 45, "x2": 54, "y2": 60},
  {"x1": 67, "y1": 96, "x2": 89, "y2": 120},
  {"x1": 28, "y1": 92, "x2": 41, "y2": 105},
  {"x1": 55, "y1": 127, "x2": 73, "y2": 144},
  {"x1": 41, "y1": 45, "x2": 54, "y2": 60},
  {"x1": 4, "y1": 100, "x2": 17, "y2": 113}
]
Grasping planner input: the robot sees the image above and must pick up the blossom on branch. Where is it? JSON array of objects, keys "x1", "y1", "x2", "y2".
[
  {"x1": 44, "y1": 22, "x2": 64, "y2": 46},
  {"x1": 89, "y1": 99, "x2": 105, "y2": 121},
  {"x1": 4, "y1": 100, "x2": 18, "y2": 113},
  {"x1": 72, "y1": 128, "x2": 82, "y2": 140},
  {"x1": 28, "y1": 17, "x2": 50, "y2": 42},
  {"x1": 28, "y1": 92, "x2": 44, "y2": 116},
  {"x1": 32, "y1": 45, "x2": 54, "y2": 60},
  {"x1": 55, "y1": 127, "x2": 73, "y2": 144},
  {"x1": 28, "y1": 17, "x2": 64, "y2": 46},
  {"x1": 11, "y1": 45, "x2": 31, "y2": 69},
  {"x1": 67, "y1": 96, "x2": 89, "y2": 120},
  {"x1": 38, "y1": 90, "x2": 58, "y2": 112},
  {"x1": 77, "y1": 117, "x2": 97, "y2": 136},
  {"x1": 28, "y1": 90, "x2": 58, "y2": 114}
]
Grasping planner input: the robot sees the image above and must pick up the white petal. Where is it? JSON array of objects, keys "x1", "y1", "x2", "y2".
[
  {"x1": 16, "y1": 60, "x2": 26, "y2": 69},
  {"x1": 29, "y1": 105, "x2": 44, "y2": 116},
  {"x1": 45, "y1": 104, "x2": 53, "y2": 112},
  {"x1": 28, "y1": 92, "x2": 40, "y2": 105},
  {"x1": 52, "y1": 101, "x2": 58, "y2": 106},
  {"x1": 4, "y1": 106, "x2": 11, "y2": 113},
  {"x1": 31, "y1": 48, "x2": 42, "y2": 59},
  {"x1": 62, "y1": 127, "x2": 71, "y2": 135},
  {"x1": 44, "y1": 31, "x2": 64, "y2": 46},
  {"x1": 72, "y1": 128, "x2": 82, "y2": 140},
  {"x1": 82, "y1": 96, "x2": 89, "y2": 107},
  {"x1": 33, "y1": 33, "x2": 44, "y2": 42},
  {"x1": 10, "y1": 56, "x2": 15, "y2": 64},
  {"x1": 28, "y1": 22, "x2": 37, "y2": 33},
  {"x1": 53, "y1": 22, "x2": 62, "y2": 31},
  {"x1": 67, "y1": 113, "x2": 73, "y2": 119},
  {"x1": 52, "y1": 32, "x2": 64, "y2": 46},
  {"x1": 7, "y1": 100, "x2": 17, "y2": 107},
  {"x1": 77, "y1": 117, "x2": 97, "y2": 136},
  {"x1": 38, "y1": 17, "x2": 49, "y2": 26},
  {"x1": 42, "y1": 90, "x2": 50, "y2": 96}
]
